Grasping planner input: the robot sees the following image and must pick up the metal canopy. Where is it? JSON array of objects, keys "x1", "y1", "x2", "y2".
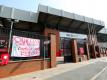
[
  {"x1": 0, "y1": 4, "x2": 105, "y2": 34},
  {"x1": 38, "y1": 5, "x2": 105, "y2": 34},
  {"x1": 0, "y1": 5, "x2": 38, "y2": 23}
]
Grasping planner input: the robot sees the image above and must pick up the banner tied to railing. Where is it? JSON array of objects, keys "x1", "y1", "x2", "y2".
[{"x1": 11, "y1": 36, "x2": 40, "y2": 57}]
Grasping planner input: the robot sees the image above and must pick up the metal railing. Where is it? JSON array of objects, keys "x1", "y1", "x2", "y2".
[{"x1": 0, "y1": 27, "x2": 50, "y2": 61}]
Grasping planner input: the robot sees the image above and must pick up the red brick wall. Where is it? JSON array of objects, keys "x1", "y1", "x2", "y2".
[
  {"x1": 0, "y1": 59, "x2": 50, "y2": 78},
  {"x1": 43, "y1": 28, "x2": 59, "y2": 67},
  {"x1": 50, "y1": 34, "x2": 57, "y2": 67},
  {"x1": 43, "y1": 28, "x2": 60, "y2": 52}
]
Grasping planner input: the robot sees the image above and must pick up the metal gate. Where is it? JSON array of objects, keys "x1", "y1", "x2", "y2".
[{"x1": 60, "y1": 38, "x2": 73, "y2": 63}]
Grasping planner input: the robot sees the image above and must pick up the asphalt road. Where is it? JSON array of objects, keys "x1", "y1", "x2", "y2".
[
  {"x1": 46, "y1": 61, "x2": 107, "y2": 80},
  {"x1": 95, "y1": 65, "x2": 107, "y2": 80}
]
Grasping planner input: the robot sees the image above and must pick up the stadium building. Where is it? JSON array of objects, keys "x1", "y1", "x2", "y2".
[{"x1": 0, "y1": 5, "x2": 107, "y2": 78}]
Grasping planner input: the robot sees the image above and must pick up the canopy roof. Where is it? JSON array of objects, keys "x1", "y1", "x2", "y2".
[
  {"x1": 0, "y1": 5, "x2": 105, "y2": 34},
  {"x1": 38, "y1": 5, "x2": 105, "y2": 34}
]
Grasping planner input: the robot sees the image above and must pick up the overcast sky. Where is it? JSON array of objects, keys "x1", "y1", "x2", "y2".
[{"x1": 0, "y1": 0, "x2": 107, "y2": 27}]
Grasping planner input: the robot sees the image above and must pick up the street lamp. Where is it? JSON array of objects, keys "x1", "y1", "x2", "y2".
[{"x1": 7, "y1": 19, "x2": 19, "y2": 54}]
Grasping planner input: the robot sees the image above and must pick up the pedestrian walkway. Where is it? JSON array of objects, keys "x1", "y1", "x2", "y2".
[{"x1": 1, "y1": 57, "x2": 107, "y2": 80}]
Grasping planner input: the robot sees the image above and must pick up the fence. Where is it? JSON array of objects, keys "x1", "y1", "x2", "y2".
[{"x1": 0, "y1": 27, "x2": 50, "y2": 61}]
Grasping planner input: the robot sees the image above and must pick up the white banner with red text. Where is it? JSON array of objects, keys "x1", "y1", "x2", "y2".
[{"x1": 11, "y1": 36, "x2": 40, "y2": 57}]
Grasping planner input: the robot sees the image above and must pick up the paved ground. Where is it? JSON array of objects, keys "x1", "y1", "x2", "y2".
[
  {"x1": 1, "y1": 57, "x2": 107, "y2": 80},
  {"x1": 95, "y1": 65, "x2": 107, "y2": 80},
  {"x1": 46, "y1": 61, "x2": 107, "y2": 80}
]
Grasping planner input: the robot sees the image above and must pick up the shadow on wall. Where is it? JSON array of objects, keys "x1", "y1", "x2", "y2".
[{"x1": 10, "y1": 62, "x2": 24, "y2": 73}]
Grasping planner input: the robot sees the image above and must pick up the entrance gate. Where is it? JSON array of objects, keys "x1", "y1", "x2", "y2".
[
  {"x1": 60, "y1": 38, "x2": 88, "y2": 63},
  {"x1": 60, "y1": 38, "x2": 73, "y2": 63}
]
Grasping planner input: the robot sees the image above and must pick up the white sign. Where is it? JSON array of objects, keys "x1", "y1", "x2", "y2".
[
  {"x1": 11, "y1": 36, "x2": 40, "y2": 57},
  {"x1": 60, "y1": 32, "x2": 87, "y2": 39},
  {"x1": 44, "y1": 40, "x2": 50, "y2": 45}
]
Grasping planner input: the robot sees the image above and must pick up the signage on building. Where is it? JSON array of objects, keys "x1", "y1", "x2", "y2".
[
  {"x1": 44, "y1": 40, "x2": 50, "y2": 45},
  {"x1": 11, "y1": 36, "x2": 40, "y2": 57},
  {"x1": 60, "y1": 32, "x2": 87, "y2": 39}
]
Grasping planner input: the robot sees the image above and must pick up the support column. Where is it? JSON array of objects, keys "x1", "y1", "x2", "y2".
[
  {"x1": 71, "y1": 39, "x2": 79, "y2": 63},
  {"x1": 43, "y1": 28, "x2": 59, "y2": 52},
  {"x1": 50, "y1": 34, "x2": 56, "y2": 67},
  {"x1": 43, "y1": 28, "x2": 59, "y2": 67}
]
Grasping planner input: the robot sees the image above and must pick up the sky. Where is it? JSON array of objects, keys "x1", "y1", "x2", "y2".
[{"x1": 0, "y1": 0, "x2": 107, "y2": 27}]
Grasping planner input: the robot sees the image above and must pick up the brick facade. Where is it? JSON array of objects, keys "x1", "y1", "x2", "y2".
[
  {"x1": 43, "y1": 28, "x2": 60, "y2": 67},
  {"x1": 43, "y1": 28, "x2": 60, "y2": 52},
  {"x1": 0, "y1": 59, "x2": 50, "y2": 78}
]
